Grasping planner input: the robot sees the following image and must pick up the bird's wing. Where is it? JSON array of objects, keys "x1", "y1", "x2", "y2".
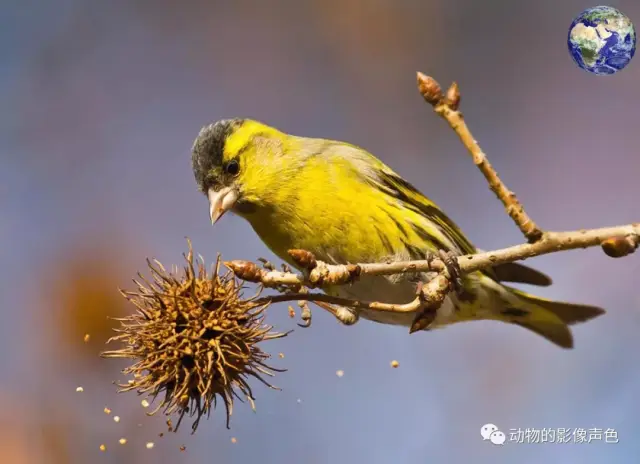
[
  {"x1": 365, "y1": 166, "x2": 478, "y2": 255},
  {"x1": 489, "y1": 261, "x2": 552, "y2": 287},
  {"x1": 359, "y1": 159, "x2": 553, "y2": 287}
]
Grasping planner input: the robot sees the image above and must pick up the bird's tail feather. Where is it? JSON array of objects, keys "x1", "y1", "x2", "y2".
[
  {"x1": 496, "y1": 285, "x2": 605, "y2": 349},
  {"x1": 505, "y1": 286, "x2": 606, "y2": 325}
]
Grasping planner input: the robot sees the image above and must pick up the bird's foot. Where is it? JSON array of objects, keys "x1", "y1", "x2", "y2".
[
  {"x1": 409, "y1": 250, "x2": 463, "y2": 334},
  {"x1": 428, "y1": 249, "x2": 463, "y2": 296}
]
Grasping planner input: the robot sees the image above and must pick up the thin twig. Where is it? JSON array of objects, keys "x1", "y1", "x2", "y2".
[
  {"x1": 254, "y1": 292, "x2": 421, "y2": 313},
  {"x1": 417, "y1": 72, "x2": 543, "y2": 243}
]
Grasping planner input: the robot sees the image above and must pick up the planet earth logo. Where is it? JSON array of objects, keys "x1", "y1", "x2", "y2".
[{"x1": 568, "y1": 6, "x2": 636, "y2": 75}]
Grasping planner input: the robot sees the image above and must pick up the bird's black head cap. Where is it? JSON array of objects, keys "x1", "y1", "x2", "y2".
[{"x1": 191, "y1": 118, "x2": 245, "y2": 191}]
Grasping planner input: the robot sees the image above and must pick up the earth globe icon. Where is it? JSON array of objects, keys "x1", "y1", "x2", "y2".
[{"x1": 568, "y1": 6, "x2": 636, "y2": 75}]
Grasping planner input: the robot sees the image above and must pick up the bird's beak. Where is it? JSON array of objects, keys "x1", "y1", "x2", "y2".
[{"x1": 208, "y1": 186, "x2": 239, "y2": 225}]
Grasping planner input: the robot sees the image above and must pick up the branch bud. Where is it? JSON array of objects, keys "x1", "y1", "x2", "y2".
[
  {"x1": 444, "y1": 82, "x2": 461, "y2": 110},
  {"x1": 224, "y1": 260, "x2": 263, "y2": 282},
  {"x1": 601, "y1": 235, "x2": 639, "y2": 258},
  {"x1": 287, "y1": 249, "x2": 317, "y2": 270},
  {"x1": 409, "y1": 308, "x2": 436, "y2": 334},
  {"x1": 417, "y1": 72, "x2": 443, "y2": 106}
]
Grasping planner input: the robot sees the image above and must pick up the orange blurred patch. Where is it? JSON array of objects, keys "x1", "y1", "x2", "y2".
[
  {"x1": 43, "y1": 237, "x2": 135, "y2": 365},
  {"x1": 0, "y1": 391, "x2": 70, "y2": 464}
]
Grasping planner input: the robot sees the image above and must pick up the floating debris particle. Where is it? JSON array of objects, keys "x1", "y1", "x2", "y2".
[{"x1": 336, "y1": 370, "x2": 344, "y2": 378}]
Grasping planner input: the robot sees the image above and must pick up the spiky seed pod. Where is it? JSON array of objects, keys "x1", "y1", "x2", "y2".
[{"x1": 101, "y1": 240, "x2": 289, "y2": 433}]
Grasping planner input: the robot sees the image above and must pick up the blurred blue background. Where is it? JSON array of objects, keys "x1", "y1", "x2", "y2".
[{"x1": 1, "y1": 0, "x2": 639, "y2": 463}]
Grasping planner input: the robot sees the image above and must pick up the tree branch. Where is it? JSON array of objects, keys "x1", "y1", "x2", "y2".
[
  {"x1": 227, "y1": 223, "x2": 639, "y2": 291},
  {"x1": 417, "y1": 73, "x2": 543, "y2": 243},
  {"x1": 224, "y1": 74, "x2": 638, "y2": 329},
  {"x1": 229, "y1": 224, "x2": 638, "y2": 330}
]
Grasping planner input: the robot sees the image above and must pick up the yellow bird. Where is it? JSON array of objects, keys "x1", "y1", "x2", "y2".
[{"x1": 191, "y1": 119, "x2": 604, "y2": 348}]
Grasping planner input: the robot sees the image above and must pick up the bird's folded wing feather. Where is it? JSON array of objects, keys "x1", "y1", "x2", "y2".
[{"x1": 359, "y1": 159, "x2": 553, "y2": 287}]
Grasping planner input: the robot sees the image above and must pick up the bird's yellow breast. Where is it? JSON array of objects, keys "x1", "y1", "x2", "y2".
[{"x1": 237, "y1": 152, "x2": 411, "y2": 267}]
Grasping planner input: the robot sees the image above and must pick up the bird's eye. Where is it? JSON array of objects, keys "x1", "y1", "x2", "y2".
[{"x1": 225, "y1": 160, "x2": 240, "y2": 176}]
